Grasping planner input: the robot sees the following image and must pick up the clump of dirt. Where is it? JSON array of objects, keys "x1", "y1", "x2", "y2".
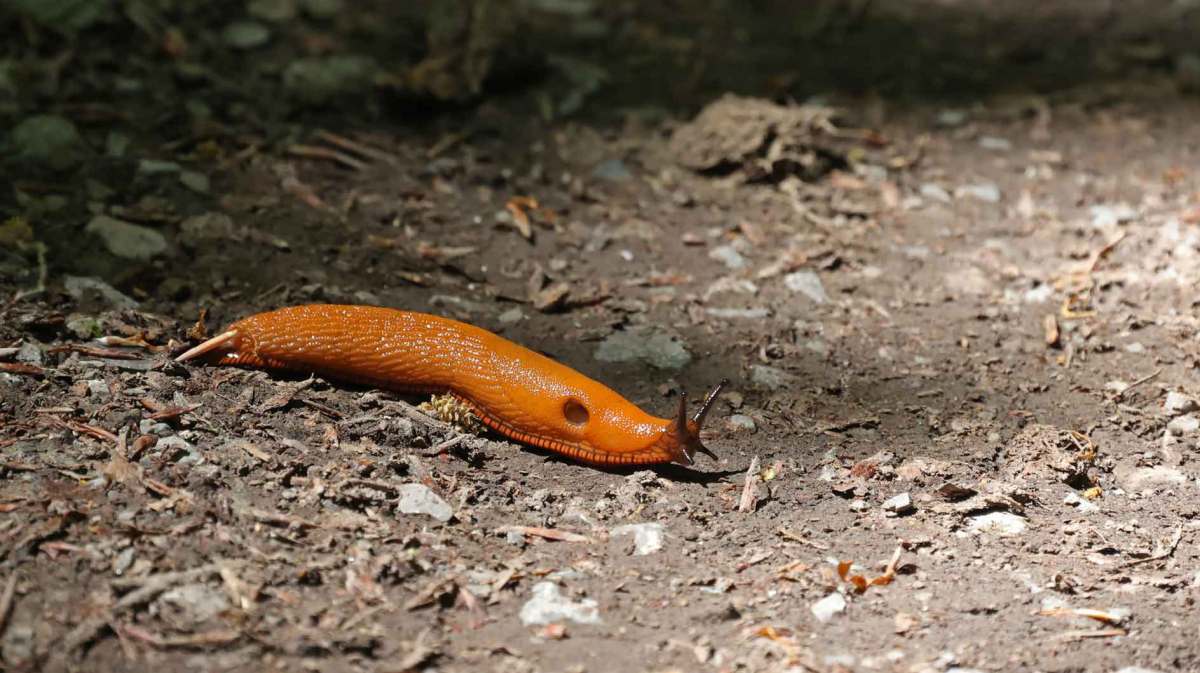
[
  {"x1": 1000, "y1": 423, "x2": 1096, "y2": 488},
  {"x1": 669, "y1": 94, "x2": 850, "y2": 181}
]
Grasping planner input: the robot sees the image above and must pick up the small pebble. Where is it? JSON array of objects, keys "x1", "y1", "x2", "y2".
[
  {"x1": 708, "y1": 245, "x2": 746, "y2": 270},
  {"x1": 397, "y1": 483, "x2": 453, "y2": 522},
  {"x1": 882, "y1": 492, "x2": 915, "y2": 515},
  {"x1": 1167, "y1": 415, "x2": 1198, "y2": 436},
  {"x1": 811, "y1": 592, "x2": 847, "y2": 622},
  {"x1": 967, "y1": 512, "x2": 1027, "y2": 536},
  {"x1": 610, "y1": 523, "x2": 664, "y2": 556},
  {"x1": 1164, "y1": 391, "x2": 1198, "y2": 416},
  {"x1": 726, "y1": 414, "x2": 756, "y2": 432},
  {"x1": 955, "y1": 183, "x2": 1002, "y2": 203},
  {"x1": 520, "y1": 582, "x2": 601, "y2": 626}
]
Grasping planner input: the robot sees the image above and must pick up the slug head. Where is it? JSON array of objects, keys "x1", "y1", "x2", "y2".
[
  {"x1": 659, "y1": 379, "x2": 728, "y2": 466},
  {"x1": 534, "y1": 378, "x2": 727, "y2": 467}
]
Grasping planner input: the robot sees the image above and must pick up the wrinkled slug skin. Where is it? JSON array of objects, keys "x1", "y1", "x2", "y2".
[{"x1": 204, "y1": 305, "x2": 683, "y2": 465}]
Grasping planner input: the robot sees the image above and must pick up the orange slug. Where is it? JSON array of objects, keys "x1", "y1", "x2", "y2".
[{"x1": 176, "y1": 304, "x2": 725, "y2": 467}]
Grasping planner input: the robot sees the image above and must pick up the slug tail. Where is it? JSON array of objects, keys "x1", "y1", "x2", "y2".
[
  {"x1": 176, "y1": 330, "x2": 240, "y2": 363},
  {"x1": 665, "y1": 379, "x2": 728, "y2": 466}
]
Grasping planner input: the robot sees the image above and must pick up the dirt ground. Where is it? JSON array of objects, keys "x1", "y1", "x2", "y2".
[{"x1": 3, "y1": 2, "x2": 1200, "y2": 672}]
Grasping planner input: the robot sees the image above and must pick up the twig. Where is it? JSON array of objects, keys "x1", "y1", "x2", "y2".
[
  {"x1": 1111, "y1": 368, "x2": 1162, "y2": 402},
  {"x1": 0, "y1": 572, "x2": 18, "y2": 640},
  {"x1": 314, "y1": 129, "x2": 396, "y2": 164},
  {"x1": 1085, "y1": 231, "x2": 1127, "y2": 274},
  {"x1": 287, "y1": 143, "x2": 368, "y2": 171},
  {"x1": 423, "y1": 434, "x2": 468, "y2": 457},
  {"x1": 1051, "y1": 627, "x2": 1126, "y2": 642},
  {"x1": 739, "y1": 455, "x2": 761, "y2": 513},
  {"x1": 383, "y1": 400, "x2": 452, "y2": 431},
  {"x1": 117, "y1": 623, "x2": 240, "y2": 648},
  {"x1": 495, "y1": 526, "x2": 592, "y2": 543},
  {"x1": 1118, "y1": 525, "x2": 1184, "y2": 568}
]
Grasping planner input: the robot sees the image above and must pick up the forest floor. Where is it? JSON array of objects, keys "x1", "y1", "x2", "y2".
[{"x1": 2, "y1": 2, "x2": 1200, "y2": 672}]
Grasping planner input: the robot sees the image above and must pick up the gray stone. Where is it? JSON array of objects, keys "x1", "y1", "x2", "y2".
[
  {"x1": 519, "y1": 582, "x2": 601, "y2": 625},
  {"x1": 15, "y1": 343, "x2": 42, "y2": 366},
  {"x1": 105, "y1": 131, "x2": 131, "y2": 158},
  {"x1": 1063, "y1": 491, "x2": 1099, "y2": 514},
  {"x1": 397, "y1": 483, "x2": 453, "y2": 522},
  {"x1": 955, "y1": 183, "x2": 1002, "y2": 203},
  {"x1": 935, "y1": 109, "x2": 968, "y2": 127},
  {"x1": 1090, "y1": 203, "x2": 1138, "y2": 228},
  {"x1": 86, "y1": 380, "x2": 110, "y2": 399},
  {"x1": 498, "y1": 307, "x2": 524, "y2": 324},
  {"x1": 300, "y1": 0, "x2": 342, "y2": 19},
  {"x1": 705, "y1": 307, "x2": 770, "y2": 320},
  {"x1": 920, "y1": 183, "x2": 952, "y2": 203},
  {"x1": 179, "y1": 170, "x2": 211, "y2": 193},
  {"x1": 804, "y1": 339, "x2": 830, "y2": 356},
  {"x1": 159, "y1": 583, "x2": 229, "y2": 624},
  {"x1": 708, "y1": 244, "x2": 746, "y2": 270},
  {"x1": 748, "y1": 364, "x2": 797, "y2": 391},
  {"x1": 1120, "y1": 466, "x2": 1188, "y2": 492},
  {"x1": 591, "y1": 158, "x2": 631, "y2": 182},
  {"x1": 248, "y1": 0, "x2": 297, "y2": 22},
  {"x1": 727, "y1": 414, "x2": 757, "y2": 432},
  {"x1": 63, "y1": 276, "x2": 139, "y2": 309},
  {"x1": 783, "y1": 270, "x2": 828, "y2": 304},
  {"x1": 111, "y1": 547, "x2": 135, "y2": 575},
  {"x1": 12, "y1": 114, "x2": 84, "y2": 170},
  {"x1": 222, "y1": 20, "x2": 271, "y2": 49},
  {"x1": 5, "y1": 0, "x2": 105, "y2": 31},
  {"x1": 137, "y1": 159, "x2": 181, "y2": 174},
  {"x1": 85, "y1": 216, "x2": 167, "y2": 260},
  {"x1": 283, "y1": 55, "x2": 377, "y2": 105},
  {"x1": 978, "y1": 136, "x2": 1011, "y2": 151},
  {"x1": 594, "y1": 327, "x2": 691, "y2": 370}
]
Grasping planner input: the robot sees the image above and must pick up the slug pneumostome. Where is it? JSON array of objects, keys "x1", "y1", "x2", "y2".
[{"x1": 176, "y1": 304, "x2": 725, "y2": 467}]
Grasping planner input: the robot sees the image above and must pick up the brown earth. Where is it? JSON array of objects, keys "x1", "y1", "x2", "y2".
[{"x1": 2, "y1": 2, "x2": 1200, "y2": 672}]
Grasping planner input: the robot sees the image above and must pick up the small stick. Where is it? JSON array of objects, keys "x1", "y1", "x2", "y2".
[
  {"x1": 739, "y1": 455, "x2": 761, "y2": 513},
  {"x1": 495, "y1": 526, "x2": 592, "y2": 543},
  {"x1": 0, "y1": 572, "x2": 18, "y2": 640},
  {"x1": 1118, "y1": 525, "x2": 1184, "y2": 568},
  {"x1": 1111, "y1": 368, "x2": 1162, "y2": 402},
  {"x1": 314, "y1": 129, "x2": 396, "y2": 164},
  {"x1": 287, "y1": 144, "x2": 368, "y2": 171}
]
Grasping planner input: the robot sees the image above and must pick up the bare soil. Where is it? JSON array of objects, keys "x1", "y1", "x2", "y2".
[{"x1": 3, "y1": 2, "x2": 1200, "y2": 672}]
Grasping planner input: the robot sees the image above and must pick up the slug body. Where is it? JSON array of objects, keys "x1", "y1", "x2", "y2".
[{"x1": 177, "y1": 305, "x2": 724, "y2": 467}]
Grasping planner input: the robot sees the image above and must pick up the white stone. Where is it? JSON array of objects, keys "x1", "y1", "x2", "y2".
[
  {"x1": 967, "y1": 512, "x2": 1027, "y2": 536},
  {"x1": 611, "y1": 523, "x2": 664, "y2": 556},
  {"x1": 811, "y1": 592, "x2": 846, "y2": 622},
  {"x1": 397, "y1": 483, "x2": 453, "y2": 522},
  {"x1": 519, "y1": 582, "x2": 601, "y2": 626},
  {"x1": 1164, "y1": 392, "x2": 1199, "y2": 416}
]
